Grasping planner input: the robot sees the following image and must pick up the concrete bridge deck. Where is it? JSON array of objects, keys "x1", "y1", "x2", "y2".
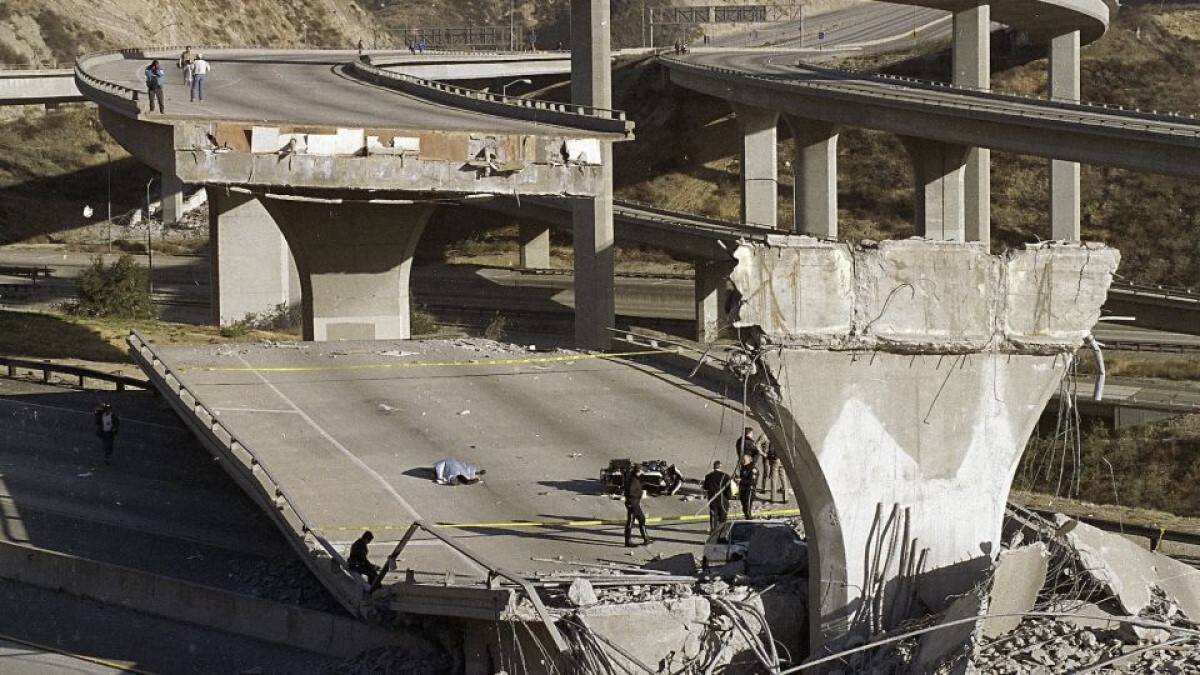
[{"x1": 129, "y1": 334, "x2": 787, "y2": 614}]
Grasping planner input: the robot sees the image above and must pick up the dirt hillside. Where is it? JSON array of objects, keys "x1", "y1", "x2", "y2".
[{"x1": 0, "y1": 0, "x2": 376, "y2": 65}]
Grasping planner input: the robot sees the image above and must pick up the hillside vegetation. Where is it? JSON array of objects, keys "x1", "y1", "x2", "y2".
[{"x1": 0, "y1": 0, "x2": 375, "y2": 65}]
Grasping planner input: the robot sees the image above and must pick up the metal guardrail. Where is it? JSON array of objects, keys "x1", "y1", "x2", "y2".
[
  {"x1": 661, "y1": 57, "x2": 1200, "y2": 142},
  {"x1": 349, "y1": 56, "x2": 633, "y2": 135},
  {"x1": 0, "y1": 356, "x2": 148, "y2": 391},
  {"x1": 125, "y1": 329, "x2": 365, "y2": 615},
  {"x1": 1108, "y1": 280, "x2": 1200, "y2": 304}
]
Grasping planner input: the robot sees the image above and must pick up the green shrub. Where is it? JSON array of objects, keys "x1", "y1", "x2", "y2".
[
  {"x1": 242, "y1": 302, "x2": 302, "y2": 331},
  {"x1": 220, "y1": 322, "x2": 250, "y2": 338},
  {"x1": 484, "y1": 312, "x2": 507, "y2": 341},
  {"x1": 410, "y1": 309, "x2": 437, "y2": 336},
  {"x1": 69, "y1": 255, "x2": 155, "y2": 319}
]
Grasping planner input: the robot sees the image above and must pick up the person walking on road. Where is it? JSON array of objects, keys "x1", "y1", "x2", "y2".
[
  {"x1": 144, "y1": 60, "x2": 165, "y2": 113},
  {"x1": 94, "y1": 402, "x2": 120, "y2": 464},
  {"x1": 737, "y1": 453, "x2": 759, "y2": 520},
  {"x1": 347, "y1": 530, "x2": 380, "y2": 584},
  {"x1": 190, "y1": 54, "x2": 211, "y2": 102},
  {"x1": 623, "y1": 465, "x2": 651, "y2": 547},
  {"x1": 177, "y1": 46, "x2": 196, "y2": 83},
  {"x1": 702, "y1": 460, "x2": 732, "y2": 532}
]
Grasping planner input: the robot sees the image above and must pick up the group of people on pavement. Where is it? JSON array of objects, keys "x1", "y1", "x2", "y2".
[
  {"x1": 702, "y1": 427, "x2": 787, "y2": 531},
  {"x1": 143, "y1": 46, "x2": 212, "y2": 113}
]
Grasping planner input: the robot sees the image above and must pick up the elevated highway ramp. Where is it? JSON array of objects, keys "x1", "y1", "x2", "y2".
[{"x1": 128, "y1": 333, "x2": 777, "y2": 617}]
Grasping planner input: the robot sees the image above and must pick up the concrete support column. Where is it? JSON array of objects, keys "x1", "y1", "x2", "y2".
[
  {"x1": 1049, "y1": 30, "x2": 1082, "y2": 241},
  {"x1": 784, "y1": 116, "x2": 838, "y2": 238},
  {"x1": 572, "y1": 177, "x2": 615, "y2": 351},
  {"x1": 571, "y1": 0, "x2": 615, "y2": 351},
  {"x1": 160, "y1": 172, "x2": 184, "y2": 226},
  {"x1": 953, "y1": 3, "x2": 991, "y2": 243},
  {"x1": 900, "y1": 136, "x2": 971, "y2": 241},
  {"x1": 728, "y1": 239, "x2": 1119, "y2": 651},
  {"x1": 208, "y1": 189, "x2": 297, "y2": 325},
  {"x1": 732, "y1": 102, "x2": 779, "y2": 229},
  {"x1": 518, "y1": 222, "x2": 551, "y2": 269},
  {"x1": 762, "y1": 350, "x2": 1069, "y2": 648},
  {"x1": 260, "y1": 199, "x2": 433, "y2": 341},
  {"x1": 694, "y1": 260, "x2": 730, "y2": 344}
]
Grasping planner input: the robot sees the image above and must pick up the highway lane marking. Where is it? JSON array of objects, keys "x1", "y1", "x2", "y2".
[
  {"x1": 234, "y1": 353, "x2": 488, "y2": 575},
  {"x1": 0, "y1": 632, "x2": 154, "y2": 674},
  {"x1": 184, "y1": 348, "x2": 682, "y2": 373},
  {"x1": 316, "y1": 507, "x2": 801, "y2": 534}
]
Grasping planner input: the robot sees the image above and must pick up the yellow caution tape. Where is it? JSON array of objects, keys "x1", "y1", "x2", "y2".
[
  {"x1": 316, "y1": 507, "x2": 801, "y2": 534},
  {"x1": 183, "y1": 348, "x2": 681, "y2": 373}
]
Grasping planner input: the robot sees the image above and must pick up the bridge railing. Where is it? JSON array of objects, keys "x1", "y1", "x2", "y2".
[
  {"x1": 1108, "y1": 280, "x2": 1199, "y2": 304},
  {"x1": 126, "y1": 330, "x2": 367, "y2": 616},
  {"x1": 0, "y1": 355, "x2": 148, "y2": 391},
  {"x1": 661, "y1": 57, "x2": 1200, "y2": 137},
  {"x1": 349, "y1": 56, "x2": 634, "y2": 136},
  {"x1": 74, "y1": 50, "x2": 144, "y2": 115}
]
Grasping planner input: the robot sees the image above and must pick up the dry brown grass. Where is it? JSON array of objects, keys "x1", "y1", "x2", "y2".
[{"x1": 0, "y1": 309, "x2": 295, "y2": 365}]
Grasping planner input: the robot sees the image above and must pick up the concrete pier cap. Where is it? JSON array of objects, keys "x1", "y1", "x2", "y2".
[{"x1": 726, "y1": 236, "x2": 1119, "y2": 651}]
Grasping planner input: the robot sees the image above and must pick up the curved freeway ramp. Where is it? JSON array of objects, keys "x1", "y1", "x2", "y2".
[{"x1": 75, "y1": 48, "x2": 632, "y2": 196}]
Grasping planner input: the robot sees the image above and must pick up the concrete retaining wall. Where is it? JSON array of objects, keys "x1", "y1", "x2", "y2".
[{"x1": 0, "y1": 539, "x2": 428, "y2": 659}]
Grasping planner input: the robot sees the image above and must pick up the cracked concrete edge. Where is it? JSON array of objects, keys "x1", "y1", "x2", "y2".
[{"x1": 729, "y1": 237, "x2": 1119, "y2": 354}]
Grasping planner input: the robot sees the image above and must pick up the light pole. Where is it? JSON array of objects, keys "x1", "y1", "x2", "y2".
[
  {"x1": 145, "y1": 176, "x2": 156, "y2": 296},
  {"x1": 502, "y1": 78, "x2": 532, "y2": 96},
  {"x1": 510, "y1": 0, "x2": 515, "y2": 50},
  {"x1": 99, "y1": 147, "x2": 112, "y2": 252}
]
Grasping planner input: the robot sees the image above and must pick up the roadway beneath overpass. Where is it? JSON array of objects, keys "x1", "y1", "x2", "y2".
[{"x1": 139, "y1": 337, "x2": 787, "y2": 593}]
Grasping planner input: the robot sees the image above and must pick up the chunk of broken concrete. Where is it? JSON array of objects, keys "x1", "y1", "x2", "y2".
[
  {"x1": 568, "y1": 578, "x2": 598, "y2": 607},
  {"x1": 983, "y1": 543, "x2": 1049, "y2": 639},
  {"x1": 1056, "y1": 516, "x2": 1200, "y2": 621}
]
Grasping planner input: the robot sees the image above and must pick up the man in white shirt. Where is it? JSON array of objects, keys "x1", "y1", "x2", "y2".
[{"x1": 190, "y1": 55, "x2": 211, "y2": 102}]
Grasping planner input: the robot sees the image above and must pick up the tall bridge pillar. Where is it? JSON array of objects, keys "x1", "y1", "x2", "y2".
[
  {"x1": 261, "y1": 199, "x2": 433, "y2": 341},
  {"x1": 785, "y1": 116, "x2": 838, "y2": 238},
  {"x1": 695, "y1": 260, "x2": 732, "y2": 343},
  {"x1": 900, "y1": 137, "x2": 970, "y2": 241},
  {"x1": 1049, "y1": 30, "x2": 1082, "y2": 241},
  {"x1": 733, "y1": 102, "x2": 780, "y2": 229},
  {"x1": 728, "y1": 238, "x2": 1119, "y2": 651},
  {"x1": 208, "y1": 189, "x2": 298, "y2": 326},
  {"x1": 953, "y1": 3, "x2": 991, "y2": 243},
  {"x1": 571, "y1": 0, "x2": 616, "y2": 350}
]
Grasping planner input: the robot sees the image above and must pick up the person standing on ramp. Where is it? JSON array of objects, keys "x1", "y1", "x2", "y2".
[{"x1": 623, "y1": 465, "x2": 651, "y2": 547}]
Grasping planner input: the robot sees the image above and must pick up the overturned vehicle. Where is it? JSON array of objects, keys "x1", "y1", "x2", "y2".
[{"x1": 601, "y1": 458, "x2": 684, "y2": 496}]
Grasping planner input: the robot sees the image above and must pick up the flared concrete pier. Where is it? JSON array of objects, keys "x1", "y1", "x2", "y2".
[{"x1": 727, "y1": 237, "x2": 1119, "y2": 650}]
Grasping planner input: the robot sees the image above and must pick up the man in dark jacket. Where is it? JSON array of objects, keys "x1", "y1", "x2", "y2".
[
  {"x1": 702, "y1": 460, "x2": 732, "y2": 532},
  {"x1": 623, "y1": 466, "x2": 651, "y2": 547},
  {"x1": 737, "y1": 454, "x2": 759, "y2": 520},
  {"x1": 348, "y1": 530, "x2": 380, "y2": 584},
  {"x1": 94, "y1": 402, "x2": 119, "y2": 464},
  {"x1": 144, "y1": 60, "x2": 165, "y2": 113}
]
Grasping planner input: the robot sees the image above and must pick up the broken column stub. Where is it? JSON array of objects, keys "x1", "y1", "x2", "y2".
[
  {"x1": 728, "y1": 237, "x2": 1119, "y2": 650},
  {"x1": 731, "y1": 237, "x2": 1117, "y2": 352}
]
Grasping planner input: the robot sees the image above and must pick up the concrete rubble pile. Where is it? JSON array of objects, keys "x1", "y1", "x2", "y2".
[
  {"x1": 831, "y1": 508, "x2": 1200, "y2": 674},
  {"x1": 313, "y1": 645, "x2": 453, "y2": 675},
  {"x1": 507, "y1": 535, "x2": 808, "y2": 674},
  {"x1": 229, "y1": 555, "x2": 347, "y2": 614}
]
